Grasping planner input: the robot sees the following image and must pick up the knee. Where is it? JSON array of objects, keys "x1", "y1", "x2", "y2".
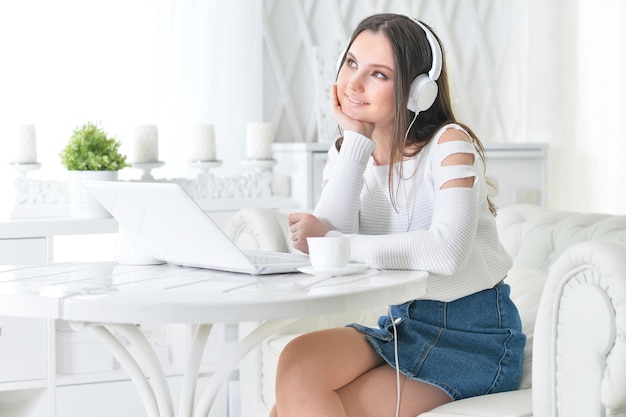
[{"x1": 276, "y1": 334, "x2": 314, "y2": 380}]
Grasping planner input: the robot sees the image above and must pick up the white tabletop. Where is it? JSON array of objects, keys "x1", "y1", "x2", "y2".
[{"x1": 0, "y1": 262, "x2": 428, "y2": 324}]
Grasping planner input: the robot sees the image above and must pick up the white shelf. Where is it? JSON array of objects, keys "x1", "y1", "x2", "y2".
[
  {"x1": 0, "y1": 217, "x2": 118, "y2": 240},
  {"x1": 0, "y1": 380, "x2": 47, "y2": 392},
  {"x1": 273, "y1": 141, "x2": 549, "y2": 210}
]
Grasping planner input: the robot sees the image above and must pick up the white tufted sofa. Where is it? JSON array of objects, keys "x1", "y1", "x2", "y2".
[{"x1": 226, "y1": 204, "x2": 626, "y2": 417}]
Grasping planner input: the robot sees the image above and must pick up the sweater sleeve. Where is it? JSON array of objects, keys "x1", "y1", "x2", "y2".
[
  {"x1": 313, "y1": 126, "x2": 504, "y2": 281},
  {"x1": 313, "y1": 131, "x2": 375, "y2": 233},
  {"x1": 348, "y1": 133, "x2": 484, "y2": 274},
  {"x1": 351, "y1": 186, "x2": 480, "y2": 275}
]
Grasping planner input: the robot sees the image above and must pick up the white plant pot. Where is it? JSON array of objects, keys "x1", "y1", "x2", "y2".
[{"x1": 67, "y1": 170, "x2": 118, "y2": 218}]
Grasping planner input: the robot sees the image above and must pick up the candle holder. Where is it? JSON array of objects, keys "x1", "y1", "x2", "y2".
[
  {"x1": 9, "y1": 162, "x2": 42, "y2": 178},
  {"x1": 188, "y1": 160, "x2": 223, "y2": 176},
  {"x1": 240, "y1": 159, "x2": 277, "y2": 173},
  {"x1": 132, "y1": 161, "x2": 165, "y2": 181}
]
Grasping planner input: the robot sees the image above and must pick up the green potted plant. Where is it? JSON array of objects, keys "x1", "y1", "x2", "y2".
[
  {"x1": 60, "y1": 122, "x2": 129, "y2": 171},
  {"x1": 60, "y1": 122, "x2": 129, "y2": 218}
]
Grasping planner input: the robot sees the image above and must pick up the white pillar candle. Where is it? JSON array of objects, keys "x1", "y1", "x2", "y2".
[
  {"x1": 133, "y1": 124, "x2": 159, "y2": 163},
  {"x1": 14, "y1": 124, "x2": 37, "y2": 163},
  {"x1": 245, "y1": 122, "x2": 274, "y2": 160},
  {"x1": 190, "y1": 124, "x2": 216, "y2": 161}
]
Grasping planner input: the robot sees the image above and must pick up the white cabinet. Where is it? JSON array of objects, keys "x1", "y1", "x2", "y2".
[
  {"x1": 0, "y1": 388, "x2": 48, "y2": 417},
  {"x1": 0, "y1": 321, "x2": 232, "y2": 417},
  {"x1": 0, "y1": 318, "x2": 49, "y2": 417},
  {"x1": 483, "y1": 143, "x2": 548, "y2": 207},
  {"x1": 272, "y1": 142, "x2": 331, "y2": 210},
  {"x1": 273, "y1": 142, "x2": 548, "y2": 210},
  {"x1": 55, "y1": 375, "x2": 227, "y2": 417},
  {"x1": 0, "y1": 217, "x2": 118, "y2": 264},
  {"x1": 0, "y1": 238, "x2": 51, "y2": 265},
  {"x1": 0, "y1": 317, "x2": 47, "y2": 383}
]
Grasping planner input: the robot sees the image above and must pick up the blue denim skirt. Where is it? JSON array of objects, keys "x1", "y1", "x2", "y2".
[{"x1": 348, "y1": 283, "x2": 526, "y2": 400}]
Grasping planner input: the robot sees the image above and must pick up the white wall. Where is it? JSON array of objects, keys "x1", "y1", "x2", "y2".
[
  {"x1": 0, "y1": 0, "x2": 263, "y2": 216},
  {"x1": 565, "y1": 0, "x2": 626, "y2": 213},
  {"x1": 260, "y1": 0, "x2": 626, "y2": 214},
  {"x1": 1, "y1": 0, "x2": 625, "y2": 216}
]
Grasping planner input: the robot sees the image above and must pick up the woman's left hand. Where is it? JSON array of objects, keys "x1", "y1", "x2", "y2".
[
  {"x1": 288, "y1": 213, "x2": 330, "y2": 254},
  {"x1": 330, "y1": 84, "x2": 375, "y2": 138}
]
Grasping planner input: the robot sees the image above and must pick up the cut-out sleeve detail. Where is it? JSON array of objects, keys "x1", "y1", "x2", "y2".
[
  {"x1": 431, "y1": 140, "x2": 478, "y2": 190},
  {"x1": 437, "y1": 165, "x2": 477, "y2": 188}
]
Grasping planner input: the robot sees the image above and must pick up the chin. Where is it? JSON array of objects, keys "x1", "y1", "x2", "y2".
[{"x1": 340, "y1": 106, "x2": 368, "y2": 123}]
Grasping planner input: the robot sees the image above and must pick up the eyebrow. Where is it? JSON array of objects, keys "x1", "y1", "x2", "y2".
[{"x1": 346, "y1": 51, "x2": 393, "y2": 73}]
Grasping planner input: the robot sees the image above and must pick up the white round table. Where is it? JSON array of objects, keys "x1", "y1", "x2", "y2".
[{"x1": 0, "y1": 262, "x2": 428, "y2": 417}]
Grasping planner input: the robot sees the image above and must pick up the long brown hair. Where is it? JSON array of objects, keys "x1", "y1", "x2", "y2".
[{"x1": 336, "y1": 14, "x2": 496, "y2": 215}]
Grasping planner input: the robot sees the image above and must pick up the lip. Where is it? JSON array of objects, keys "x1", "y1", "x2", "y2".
[{"x1": 345, "y1": 94, "x2": 368, "y2": 106}]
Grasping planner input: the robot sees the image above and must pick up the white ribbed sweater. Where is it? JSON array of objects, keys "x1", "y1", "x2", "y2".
[{"x1": 313, "y1": 124, "x2": 512, "y2": 302}]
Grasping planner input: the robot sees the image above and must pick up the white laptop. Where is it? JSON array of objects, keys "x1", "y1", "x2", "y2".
[{"x1": 86, "y1": 181, "x2": 310, "y2": 274}]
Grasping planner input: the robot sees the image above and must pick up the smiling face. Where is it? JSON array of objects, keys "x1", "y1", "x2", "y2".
[{"x1": 336, "y1": 29, "x2": 396, "y2": 138}]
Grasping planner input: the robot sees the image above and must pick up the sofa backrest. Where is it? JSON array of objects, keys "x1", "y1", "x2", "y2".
[
  {"x1": 496, "y1": 204, "x2": 626, "y2": 273},
  {"x1": 496, "y1": 204, "x2": 626, "y2": 389}
]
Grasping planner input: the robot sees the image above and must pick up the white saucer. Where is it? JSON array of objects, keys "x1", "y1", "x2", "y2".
[{"x1": 297, "y1": 263, "x2": 369, "y2": 277}]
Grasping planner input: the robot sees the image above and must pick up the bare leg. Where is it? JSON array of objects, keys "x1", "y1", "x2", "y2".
[
  {"x1": 273, "y1": 327, "x2": 383, "y2": 417},
  {"x1": 271, "y1": 327, "x2": 452, "y2": 417},
  {"x1": 338, "y1": 364, "x2": 452, "y2": 417}
]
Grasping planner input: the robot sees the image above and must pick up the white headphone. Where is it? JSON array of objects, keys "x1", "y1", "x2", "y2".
[
  {"x1": 337, "y1": 18, "x2": 443, "y2": 113},
  {"x1": 408, "y1": 19, "x2": 442, "y2": 113}
]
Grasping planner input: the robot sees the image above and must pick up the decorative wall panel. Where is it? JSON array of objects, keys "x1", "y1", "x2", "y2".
[{"x1": 262, "y1": 0, "x2": 527, "y2": 145}]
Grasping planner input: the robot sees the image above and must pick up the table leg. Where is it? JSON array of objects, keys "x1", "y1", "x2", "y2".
[
  {"x1": 88, "y1": 324, "x2": 165, "y2": 417},
  {"x1": 192, "y1": 318, "x2": 299, "y2": 417},
  {"x1": 88, "y1": 319, "x2": 298, "y2": 417},
  {"x1": 179, "y1": 324, "x2": 213, "y2": 417},
  {"x1": 112, "y1": 324, "x2": 176, "y2": 417}
]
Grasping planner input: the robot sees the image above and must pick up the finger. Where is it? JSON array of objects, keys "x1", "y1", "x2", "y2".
[
  {"x1": 293, "y1": 239, "x2": 308, "y2": 254},
  {"x1": 330, "y1": 84, "x2": 341, "y2": 113},
  {"x1": 331, "y1": 83, "x2": 338, "y2": 103},
  {"x1": 300, "y1": 241, "x2": 310, "y2": 254},
  {"x1": 288, "y1": 212, "x2": 303, "y2": 226}
]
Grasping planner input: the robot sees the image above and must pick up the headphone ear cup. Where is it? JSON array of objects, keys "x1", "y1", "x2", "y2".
[{"x1": 407, "y1": 74, "x2": 438, "y2": 113}]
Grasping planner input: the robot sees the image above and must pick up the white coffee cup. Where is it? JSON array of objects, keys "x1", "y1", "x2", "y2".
[{"x1": 307, "y1": 236, "x2": 351, "y2": 270}]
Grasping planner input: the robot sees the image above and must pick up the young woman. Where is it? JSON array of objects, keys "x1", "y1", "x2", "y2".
[{"x1": 272, "y1": 13, "x2": 525, "y2": 417}]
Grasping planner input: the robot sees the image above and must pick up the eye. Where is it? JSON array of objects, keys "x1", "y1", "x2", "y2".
[
  {"x1": 373, "y1": 71, "x2": 389, "y2": 80},
  {"x1": 346, "y1": 58, "x2": 357, "y2": 68}
]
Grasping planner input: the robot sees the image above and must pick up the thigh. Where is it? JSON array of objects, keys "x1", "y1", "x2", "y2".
[
  {"x1": 338, "y1": 364, "x2": 452, "y2": 417},
  {"x1": 276, "y1": 327, "x2": 384, "y2": 391}
]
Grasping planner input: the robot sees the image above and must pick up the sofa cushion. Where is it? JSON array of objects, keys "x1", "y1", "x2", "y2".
[{"x1": 418, "y1": 388, "x2": 532, "y2": 416}]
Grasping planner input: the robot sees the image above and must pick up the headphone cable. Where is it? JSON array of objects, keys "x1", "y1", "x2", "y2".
[{"x1": 388, "y1": 306, "x2": 401, "y2": 417}]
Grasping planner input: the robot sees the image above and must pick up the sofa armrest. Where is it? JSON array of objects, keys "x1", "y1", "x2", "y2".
[
  {"x1": 225, "y1": 207, "x2": 292, "y2": 252},
  {"x1": 533, "y1": 240, "x2": 626, "y2": 416}
]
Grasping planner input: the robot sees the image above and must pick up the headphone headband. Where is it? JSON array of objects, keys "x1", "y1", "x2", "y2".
[
  {"x1": 336, "y1": 16, "x2": 444, "y2": 113},
  {"x1": 412, "y1": 19, "x2": 442, "y2": 81}
]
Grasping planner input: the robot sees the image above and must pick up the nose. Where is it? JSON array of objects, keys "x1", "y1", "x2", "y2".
[{"x1": 346, "y1": 71, "x2": 365, "y2": 93}]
